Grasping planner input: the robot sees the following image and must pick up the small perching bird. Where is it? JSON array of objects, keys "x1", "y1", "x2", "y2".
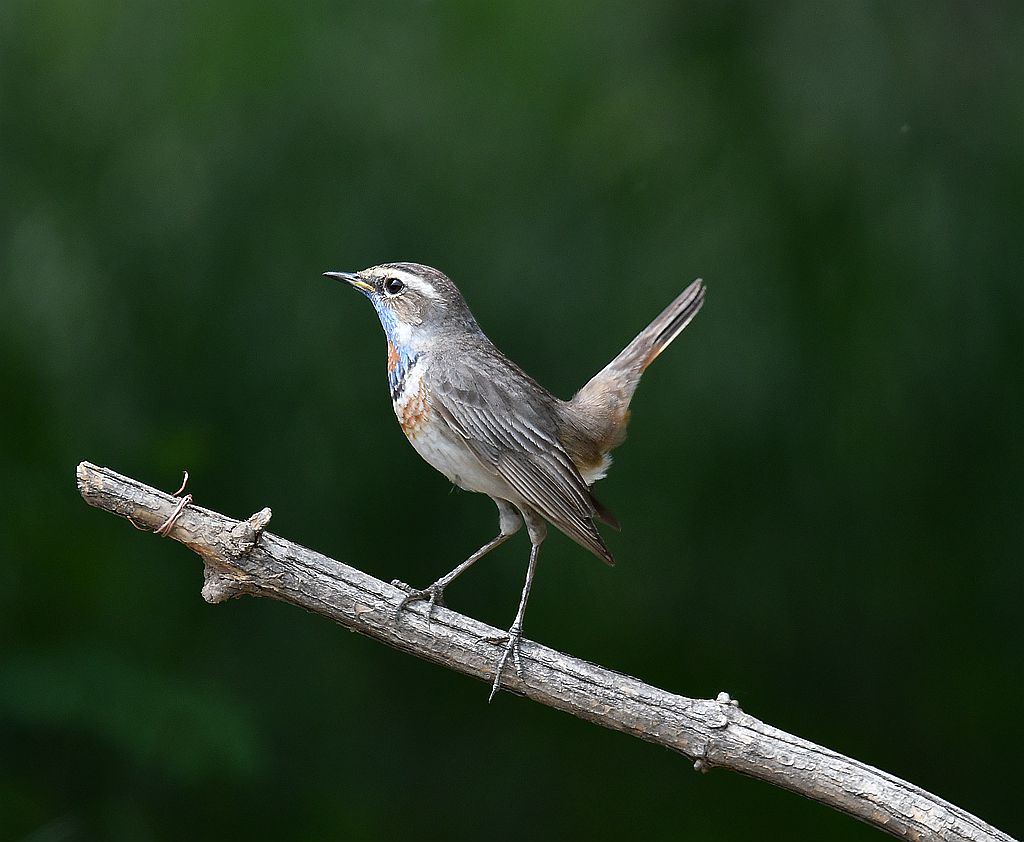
[{"x1": 325, "y1": 263, "x2": 705, "y2": 700}]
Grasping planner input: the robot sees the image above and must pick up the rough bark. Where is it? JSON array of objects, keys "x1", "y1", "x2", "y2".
[{"x1": 76, "y1": 461, "x2": 1014, "y2": 842}]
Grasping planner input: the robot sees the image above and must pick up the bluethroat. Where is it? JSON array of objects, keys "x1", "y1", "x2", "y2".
[{"x1": 325, "y1": 263, "x2": 705, "y2": 700}]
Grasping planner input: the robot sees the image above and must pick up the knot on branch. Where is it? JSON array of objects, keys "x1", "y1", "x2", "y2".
[
  {"x1": 231, "y1": 507, "x2": 273, "y2": 553},
  {"x1": 716, "y1": 690, "x2": 741, "y2": 711},
  {"x1": 200, "y1": 507, "x2": 272, "y2": 604}
]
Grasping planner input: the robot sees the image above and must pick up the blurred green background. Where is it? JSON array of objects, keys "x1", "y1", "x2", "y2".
[{"x1": 2, "y1": 1, "x2": 1021, "y2": 839}]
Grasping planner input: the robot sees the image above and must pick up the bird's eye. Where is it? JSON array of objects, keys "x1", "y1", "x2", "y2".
[{"x1": 384, "y1": 278, "x2": 405, "y2": 296}]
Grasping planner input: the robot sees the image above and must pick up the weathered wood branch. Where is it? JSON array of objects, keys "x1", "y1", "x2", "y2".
[{"x1": 76, "y1": 461, "x2": 1012, "y2": 842}]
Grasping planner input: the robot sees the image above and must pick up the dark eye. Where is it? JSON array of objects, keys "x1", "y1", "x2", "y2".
[{"x1": 384, "y1": 278, "x2": 405, "y2": 296}]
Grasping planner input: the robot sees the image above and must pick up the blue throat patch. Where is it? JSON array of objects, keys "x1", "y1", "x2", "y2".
[{"x1": 370, "y1": 298, "x2": 419, "y2": 400}]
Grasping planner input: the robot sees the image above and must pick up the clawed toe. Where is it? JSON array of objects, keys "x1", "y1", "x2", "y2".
[
  {"x1": 486, "y1": 624, "x2": 524, "y2": 702},
  {"x1": 392, "y1": 582, "x2": 446, "y2": 623}
]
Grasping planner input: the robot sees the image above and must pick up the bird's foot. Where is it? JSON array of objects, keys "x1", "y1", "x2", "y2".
[
  {"x1": 483, "y1": 623, "x2": 524, "y2": 703},
  {"x1": 390, "y1": 579, "x2": 447, "y2": 623}
]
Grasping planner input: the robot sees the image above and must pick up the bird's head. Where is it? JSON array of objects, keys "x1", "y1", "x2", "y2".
[{"x1": 324, "y1": 262, "x2": 478, "y2": 350}]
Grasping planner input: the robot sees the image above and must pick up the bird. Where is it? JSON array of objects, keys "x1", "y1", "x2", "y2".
[{"x1": 324, "y1": 263, "x2": 705, "y2": 701}]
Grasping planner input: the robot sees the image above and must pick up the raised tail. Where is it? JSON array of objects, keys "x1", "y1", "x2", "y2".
[
  {"x1": 601, "y1": 278, "x2": 705, "y2": 378},
  {"x1": 560, "y1": 279, "x2": 706, "y2": 476}
]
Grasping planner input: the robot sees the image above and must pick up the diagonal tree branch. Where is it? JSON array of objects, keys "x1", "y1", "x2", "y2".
[{"x1": 75, "y1": 461, "x2": 1013, "y2": 842}]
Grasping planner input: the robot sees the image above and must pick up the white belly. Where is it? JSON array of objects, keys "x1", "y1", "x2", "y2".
[{"x1": 392, "y1": 366, "x2": 514, "y2": 499}]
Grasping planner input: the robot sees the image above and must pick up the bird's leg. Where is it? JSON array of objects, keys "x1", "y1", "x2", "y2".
[
  {"x1": 393, "y1": 532, "x2": 512, "y2": 619},
  {"x1": 485, "y1": 524, "x2": 544, "y2": 700},
  {"x1": 393, "y1": 499, "x2": 522, "y2": 623}
]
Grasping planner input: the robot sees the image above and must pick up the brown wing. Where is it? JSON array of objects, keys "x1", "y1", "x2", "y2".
[{"x1": 428, "y1": 350, "x2": 614, "y2": 564}]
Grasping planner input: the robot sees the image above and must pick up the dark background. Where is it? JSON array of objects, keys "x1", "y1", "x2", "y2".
[{"x1": 2, "y1": 2, "x2": 1021, "y2": 839}]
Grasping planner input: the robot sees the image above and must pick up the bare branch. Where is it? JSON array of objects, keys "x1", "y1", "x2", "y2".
[{"x1": 76, "y1": 461, "x2": 1013, "y2": 842}]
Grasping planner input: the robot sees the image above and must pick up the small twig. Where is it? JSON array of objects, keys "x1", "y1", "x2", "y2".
[
  {"x1": 75, "y1": 461, "x2": 1014, "y2": 842},
  {"x1": 171, "y1": 470, "x2": 190, "y2": 497}
]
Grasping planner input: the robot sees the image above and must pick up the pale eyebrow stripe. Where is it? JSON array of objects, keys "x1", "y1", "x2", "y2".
[{"x1": 391, "y1": 269, "x2": 442, "y2": 301}]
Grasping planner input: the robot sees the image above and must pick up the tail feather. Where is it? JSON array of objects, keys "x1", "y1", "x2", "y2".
[
  {"x1": 562, "y1": 279, "x2": 705, "y2": 462},
  {"x1": 613, "y1": 278, "x2": 706, "y2": 375}
]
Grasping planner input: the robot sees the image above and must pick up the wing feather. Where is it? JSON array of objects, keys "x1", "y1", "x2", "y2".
[{"x1": 428, "y1": 351, "x2": 614, "y2": 563}]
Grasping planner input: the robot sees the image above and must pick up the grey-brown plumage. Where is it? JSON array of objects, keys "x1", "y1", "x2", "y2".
[{"x1": 325, "y1": 263, "x2": 705, "y2": 699}]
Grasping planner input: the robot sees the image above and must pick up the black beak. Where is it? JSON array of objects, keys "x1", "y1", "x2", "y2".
[{"x1": 323, "y1": 271, "x2": 374, "y2": 293}]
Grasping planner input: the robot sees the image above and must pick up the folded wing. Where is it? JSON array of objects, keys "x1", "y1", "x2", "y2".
[{"x1": 428, "y1": 352, "x2": 615, "y2": 564}]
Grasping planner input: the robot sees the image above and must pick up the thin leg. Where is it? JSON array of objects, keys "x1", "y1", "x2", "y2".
[
  {"x1": 487, "y1": 511, "x2": 546, "y2": 702},
  {"x1": 393, "y1": 498, "x2": 522, "y2": 622}
]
